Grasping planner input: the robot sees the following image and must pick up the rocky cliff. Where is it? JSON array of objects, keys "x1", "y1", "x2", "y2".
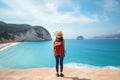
[
  {"x1": 0, "y1": 21, "x2": 51, "y2": 43},
  {"x1": 93, "y1": 34, "x2": 120, "y2": 39},
  {"x1": 77, "y1": 36, "x2": 84, "y2": 40}
]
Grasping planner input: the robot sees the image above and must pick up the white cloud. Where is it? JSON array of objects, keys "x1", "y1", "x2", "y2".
[
  {"x1": 103, "y1": 0, "x2": 120, "y2": 15},
  {"x1": 0, "y1": 0, "x2": 100, "y2": 25},
  {"x1": 117, "y1": 30, "x2": 120, "y2": 34},
  {"x1": 95, "y1": 0, "x2": 120, "y2": 21},
  {"x1": 45, "y1": 3, "x2": 57, "y2": 12},
  {"x1": 104, "y1": 0, "x2": 119, "y2": 10}
]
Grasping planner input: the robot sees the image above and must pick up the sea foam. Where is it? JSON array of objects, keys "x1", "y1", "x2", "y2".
[
  {"x1": 64, "y1": 62, "x2": 120, "y2": 70},
  {"x1": 0, "y1": 42, "x2": 20, "y2": 51}
]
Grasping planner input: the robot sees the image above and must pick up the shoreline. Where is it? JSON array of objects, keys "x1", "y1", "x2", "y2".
[
  {"x1": 0, "y1": 67, "x2": 120, "y2": 80},
  {"x1": 0, "y1": 41, "x2": 120, "y2": 80},
  {"x1": 0, "y1": 42, "x2": 20, "y2": 51},
  {"x1": 0, "y1": 43, "x2": 13, "y2": 49}
]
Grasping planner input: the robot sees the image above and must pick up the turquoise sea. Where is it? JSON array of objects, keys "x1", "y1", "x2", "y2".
[{"x1": 0, "y1": 39, "x2": 120, "y2": 70}]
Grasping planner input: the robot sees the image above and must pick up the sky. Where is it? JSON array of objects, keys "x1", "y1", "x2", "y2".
[{"x1": 0, "y1": 0, "x2": 120, "y2": 39}]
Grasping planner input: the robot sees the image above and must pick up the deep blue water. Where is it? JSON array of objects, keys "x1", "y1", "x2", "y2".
[{"x1": 0, "y1": 39, "x2": 120, "y2": 69}]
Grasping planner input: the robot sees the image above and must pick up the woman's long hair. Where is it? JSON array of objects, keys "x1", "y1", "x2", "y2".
[{"x1": 55, "y1": 37, "x2": 64, "y2": 42}]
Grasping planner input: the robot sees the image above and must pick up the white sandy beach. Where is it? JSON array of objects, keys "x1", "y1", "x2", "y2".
[
  {"x1": 0, "y1": 43, "x2": 12, "y2": 49},
  {"x1": 0, "y1": 42, "x2": 19, "y2": 51}
]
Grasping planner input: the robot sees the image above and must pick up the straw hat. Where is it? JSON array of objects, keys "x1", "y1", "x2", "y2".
[{"x1": 54, "y1": 30, "x2": 63, "y2": 38}]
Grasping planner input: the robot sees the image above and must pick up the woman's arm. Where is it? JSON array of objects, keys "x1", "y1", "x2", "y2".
[{"x1": 63, "y1": 40, "x2": 65, "y2": 54}]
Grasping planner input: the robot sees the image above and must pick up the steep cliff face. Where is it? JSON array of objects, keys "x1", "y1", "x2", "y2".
[{"x1": 0, "y1": 21, "x2": 51, "y2": 43}]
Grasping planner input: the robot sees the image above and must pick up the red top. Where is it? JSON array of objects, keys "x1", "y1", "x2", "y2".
[{"x1": 53, "y1": 41, "x2": 65, "y2": 56}]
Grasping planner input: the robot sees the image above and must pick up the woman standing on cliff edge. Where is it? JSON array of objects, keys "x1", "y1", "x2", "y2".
[{"x1": 53, "y1": 30, "x2": 65, "y2": 77}]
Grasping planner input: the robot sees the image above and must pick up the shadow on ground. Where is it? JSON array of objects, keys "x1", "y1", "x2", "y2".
[{"x1": 64, "y1": 76, "x2": 91, "y2": 80}]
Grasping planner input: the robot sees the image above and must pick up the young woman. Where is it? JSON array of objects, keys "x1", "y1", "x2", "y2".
[{"x1": 53, "y1": 31, "x2": 65, "y2": 77}]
